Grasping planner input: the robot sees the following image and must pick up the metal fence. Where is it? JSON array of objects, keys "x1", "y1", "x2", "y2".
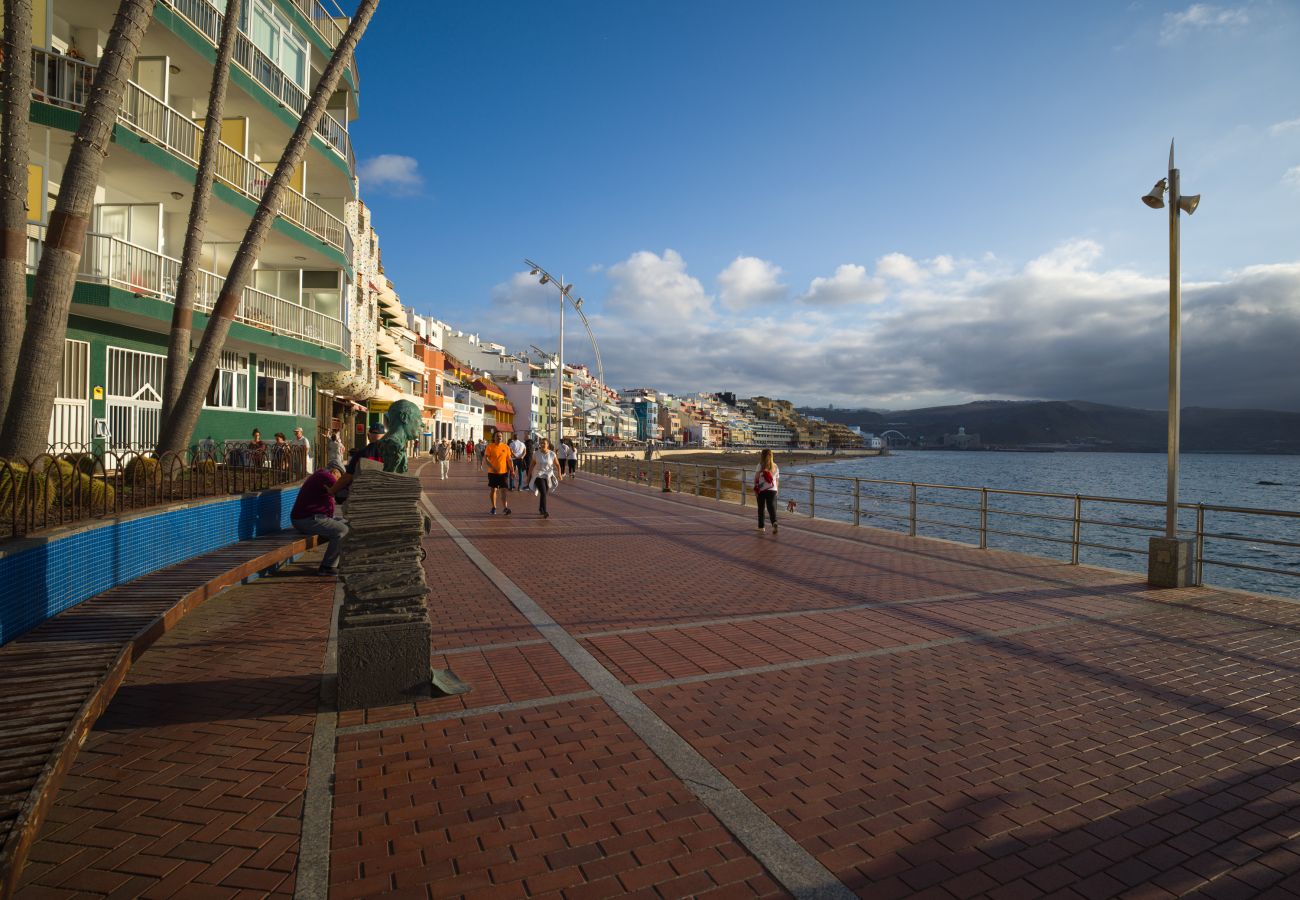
[
  {"x1": 583, "y1": 454, "x2": 1300, "y2": 599},
  {"x1": 0, "y1": 444, "x2": 312, "y2": 540}
]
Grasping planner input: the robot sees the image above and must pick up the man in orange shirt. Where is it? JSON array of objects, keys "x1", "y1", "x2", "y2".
[{"x1": 481, "y1": 431, "x2": 514, "y2": 516}]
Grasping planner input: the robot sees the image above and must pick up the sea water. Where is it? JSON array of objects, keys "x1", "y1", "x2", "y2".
[{"x1": 785, "y1": 451, "x2": 1300, "y2": 599}]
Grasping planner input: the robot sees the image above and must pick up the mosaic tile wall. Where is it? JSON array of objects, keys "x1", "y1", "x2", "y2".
[{"x1": 0, "y1": 486, "x2": 300, "y2": 645}]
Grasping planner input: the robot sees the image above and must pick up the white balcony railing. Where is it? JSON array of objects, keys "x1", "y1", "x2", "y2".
[
  {"x1": 159, "y1": 0, "x2": 356, "y2": 177},
  {"x1": 32, "y1": 48, "x2": 347, "y2": 255},
  {"x1": 26, "y1": 223, "x2": 348, "y2": 353}
]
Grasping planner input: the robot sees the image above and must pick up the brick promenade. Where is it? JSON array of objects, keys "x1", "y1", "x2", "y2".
[{"x1": 16, "y1": 456, "x2": 1300, "y2": 898}]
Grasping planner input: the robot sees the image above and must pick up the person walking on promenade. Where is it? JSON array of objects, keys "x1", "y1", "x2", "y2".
[
  {"x1": 291, "y1": 462, "x2": 351, "y2": 575},
  {"x1": 482, "y1": 432, "x2": 513, "y2": 515},
  {"x1": 435, "y1": 439, "x2": 450, "y2": 480},
  {"x1": 326, "y1": 429, "x2": 346, "y2": 470},
  {"x1": 527, "y1": 437, "x2": 559, "y2": 518},
  {"x1": 291, "y1": 426, "x2": 313, "y2": 473},
  {"x1": 754, "y1": 447, "x2": 780, "y2": 534},
  {"x1": 508, "y1": 432, "x2": 527, "y2": 490},
  {"x1": 248, "y1": 428, "x2": 267, "y2": 467},
  {"x1": 563, "y1": 438, "x2": 579, "y2": 479},
  {"x1": 554, "y1": 439, "x2": 569, "y2": 482}
]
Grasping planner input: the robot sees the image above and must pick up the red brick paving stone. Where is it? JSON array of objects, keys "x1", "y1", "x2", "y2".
[
  {"x1": 329, "y1": 696, "x2": 788, "y2": 900},
  {"x1": 15, "y1": 555, "x2": 335, "y2": 899},
  {"x1": 637, "y1": 597, "x2": 1300, "y2": 898}
]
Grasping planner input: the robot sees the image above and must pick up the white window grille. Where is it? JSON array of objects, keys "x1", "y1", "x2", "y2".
[
  {"x1": 256, "y1": 357, "x2": 312, "y2": 415},
  {"x1": 106, "y1": 346, "x2": 165, "y2": 451}
]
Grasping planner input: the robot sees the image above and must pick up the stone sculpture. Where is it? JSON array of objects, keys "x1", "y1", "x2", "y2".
[{"x1": 334, "y1": 462, "x2": 433, "y2": 708}]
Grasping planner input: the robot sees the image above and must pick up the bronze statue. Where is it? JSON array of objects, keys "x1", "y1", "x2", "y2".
[{"x1": 378, "y1": 399, "x2": 422, "y2": 473}]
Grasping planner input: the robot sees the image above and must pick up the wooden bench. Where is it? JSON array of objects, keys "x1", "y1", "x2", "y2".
[{"x1": 0, "y1": 532, "x2": 319, "y2": 898}]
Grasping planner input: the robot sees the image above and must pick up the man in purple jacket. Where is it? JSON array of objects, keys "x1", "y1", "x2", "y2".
[{"x1": 291, "y1": 463, "x2": 352, "y2": 575}]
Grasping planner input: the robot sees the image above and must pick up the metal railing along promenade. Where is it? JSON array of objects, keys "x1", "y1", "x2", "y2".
[
  {"x1": 25, "y1": 224, "x2": 348, "y2": 353},
  {"x1": 0, "y1": 444, "x2": 313, "y2": 540},
  {"x1": 31, "y1": 48, "x2": 348, "y2": 254},
  {"x1": 584, "y1": 454, "x2": 1300, "y2": 599}
]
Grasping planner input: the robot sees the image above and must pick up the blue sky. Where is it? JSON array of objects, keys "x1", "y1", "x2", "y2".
[{"x1": 348, "y1": 1, "x2": 1300, "y2": 411}]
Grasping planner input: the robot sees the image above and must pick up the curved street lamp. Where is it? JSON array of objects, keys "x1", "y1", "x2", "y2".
[
  {"x1": 523, "y1": 259, "x2": 604, "y2": 449},
  {"x1": 1142, "y1": 139, "x2": 1201, "y2": 588}
]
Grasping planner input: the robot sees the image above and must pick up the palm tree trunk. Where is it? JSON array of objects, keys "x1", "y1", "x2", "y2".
[
  {"x1": 160, "y1": 0, "x2": 241, "y2": 424},
  {"x1": 0, "y1": 0, "x2": 34, "y2": 430},
  {"x1": 0, "y1": 0, "x2": 155, "y2": 459},
  {"x1": 156, "y1": 0, "x2": 379, "y2": 456}
]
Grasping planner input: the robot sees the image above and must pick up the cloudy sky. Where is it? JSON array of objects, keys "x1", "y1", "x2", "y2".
[{"x1": 350, "y1": 1, "x2": 1300, "y2": 411}]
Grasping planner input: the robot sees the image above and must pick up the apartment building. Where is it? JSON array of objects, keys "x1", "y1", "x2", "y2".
[{"x1": 20, "y1": 0, "x2": 361, "y2": 451}]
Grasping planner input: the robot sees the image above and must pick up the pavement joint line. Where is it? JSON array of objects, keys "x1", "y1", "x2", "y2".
[
  {"x1": 418, "y1": 491, "x2": 857, "y2": 900},
  {"x1": 435, "y1": 637, "x2": 552, "y2": 656},
  {"x1": 295, "y1": 572, "x2": 342, "y2": 900},
  {"x1": 335, "y1": 690, "x2": 602, "y2": 736},
  {"x1": 629, "y1": 604, "x2": 1169, "y2": 692}
]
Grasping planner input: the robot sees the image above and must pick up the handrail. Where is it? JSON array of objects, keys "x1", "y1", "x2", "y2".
[
  {"x1": 31, "y1": 48, "x2": 348, "y2": 254},
  {"x1": 26, "y1": 223, "x2": 347, "y2": 353},
  {"x1": 158, "y1": 0, "x2": 356, "y2": 176},
  {"x1": 581, "y1": 454, "x2": 1300, "y2": 600}
]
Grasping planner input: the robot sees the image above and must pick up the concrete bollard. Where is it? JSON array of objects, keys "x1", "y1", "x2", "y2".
[{"x1": 663, "y1": 469, "x2": 673, "y2": 492}]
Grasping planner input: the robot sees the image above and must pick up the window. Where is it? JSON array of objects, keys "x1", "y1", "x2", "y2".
[
  {"x1": 245, "y1": 0, "x2": 310, "y2": 90},
  {"x1": 206, "y1": 351, "x2": 249, "y2": 409},
  {"x1": 256, "y1": 358, "x2": 309, "y2": 414}
]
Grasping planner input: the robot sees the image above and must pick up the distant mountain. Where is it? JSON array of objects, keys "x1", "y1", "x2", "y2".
[{"x1": 797, "y1": 401, "x2": 1300, "y2": 453}]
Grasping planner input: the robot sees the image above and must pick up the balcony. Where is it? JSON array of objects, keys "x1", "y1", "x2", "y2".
[
  {"x1": 157, "y1": 0, "x2": 356, "y2": 179},
  {"x1": 32, "y1": 48, "x2": 348, "y2": 256},
  {"x1": 27, "y1": 223, "x2": 348, "y2": 354}
]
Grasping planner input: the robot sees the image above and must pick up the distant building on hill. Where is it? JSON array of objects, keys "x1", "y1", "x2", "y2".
[{"x1": 942, "y1": 427, "x2": 981, "y2": 449}]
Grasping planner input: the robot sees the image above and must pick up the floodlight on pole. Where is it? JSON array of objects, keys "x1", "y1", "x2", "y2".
[{"x1": 1143, "y1": 138, "x2": 1202, "y2": 588}]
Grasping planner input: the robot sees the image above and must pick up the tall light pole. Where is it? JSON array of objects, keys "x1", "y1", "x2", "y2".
[
  {"x1": 1142, "y1": 139, "x2": 1201, "y2": 587},
  {"x1": 523, "y1": 259, "x2": 604, "y2": 450}
]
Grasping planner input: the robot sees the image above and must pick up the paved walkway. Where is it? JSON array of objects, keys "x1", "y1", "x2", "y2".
[{"x1": 16, "y1": 456, "x2": 1300, "y2": 898}]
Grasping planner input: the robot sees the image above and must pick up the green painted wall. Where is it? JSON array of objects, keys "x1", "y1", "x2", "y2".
[{"x1": 64, "y1": 313, "x2": 318, "y2": 451}]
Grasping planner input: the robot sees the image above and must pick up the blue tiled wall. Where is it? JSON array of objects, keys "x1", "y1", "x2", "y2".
[{"x1": 0, "y1": 486, "x2": 300, "y2": 645}]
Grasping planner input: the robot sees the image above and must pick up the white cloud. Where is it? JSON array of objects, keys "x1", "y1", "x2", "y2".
[
  {"x1": 1269, "y1": 118, "x2": 1300, "y2": 137},
  {"x1": 1284, "y1": 166, "x2": 1300, "y2": 190},
  {"x1": 876, "y1": 252, "x2": 927, "y2": 284},
  {"x1": 604, "y1": 249, "x2": 713, "y2": 322},
  {"x1": 1160, "y1": 3, "x2": 1249, "y2": 42},
  {"x1": 358, "y1": 154, "x2": 423, "y2": 195},
  {"x1": 799, "y1": 264, "x2": 887, "y2": 307},
  {"x1": 929, "y1": 255, "x2": 956, "y2": 276},
  {"x1": 717, "y1": 256, "x2": 787, "y2": 310},
  {"x1": 458, "y1": 243, "x2": 1300, "y2": 412}
]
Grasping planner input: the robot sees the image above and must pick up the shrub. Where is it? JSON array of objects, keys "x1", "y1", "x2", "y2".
[
  {"x1": 123, "y1": 456, "x2": 161, "y2": 486},
  {"x1": 0, "y1": 460, "x2": 53, "y2": 524}
]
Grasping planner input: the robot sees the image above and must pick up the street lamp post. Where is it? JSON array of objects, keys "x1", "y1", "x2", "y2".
[
  {"x1": 523, "y1": 259, "x2": 605, "y2": 450},
  {"x1": 1142, "y1": 139, "x2": 1201, "y2": 588}
]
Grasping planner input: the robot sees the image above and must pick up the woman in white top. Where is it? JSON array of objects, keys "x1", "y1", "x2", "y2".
[
  {"x1": 527, "y1": 438, "x2": 559, "y2": 518},
  {"x1": 753, "y1": 447, "x2": 780, "y2": 533}
]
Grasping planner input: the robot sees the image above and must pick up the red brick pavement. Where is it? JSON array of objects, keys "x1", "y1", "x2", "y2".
[
  {"x1": 16, "y1": 554, "x2": 335, "y2": 900},
  {"x1": 17, "y1": 457, "x2": 1300, "y2": 899}
]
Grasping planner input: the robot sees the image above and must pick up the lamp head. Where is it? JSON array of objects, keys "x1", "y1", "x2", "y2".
[
  {"x1": 574, "y1": 297, "x2": 584, "y2": 309},
  {"x1": 539, "y1": 274, "x2": 549, "y2": 285},
  {"x1": 529, "y1": 267, "x2": 539, "y2": 276},
  {"x1": 1141, "y1": 179, "x2": 1167, "y2": 209},
  {"x1": 1178, "y1": 194, "x2": 1200, "y2": 215}
]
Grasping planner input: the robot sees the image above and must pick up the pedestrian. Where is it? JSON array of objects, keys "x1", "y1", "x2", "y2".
[
  {"x1": 326, "y1": 428, "x2": 346, "y2": 470},
  {"x1": 248, "y1": 428, "x2": 266, "y2": 467},
  {"x1": 476, "y1": 438, "x2": 486, "y2": 467},
  {"x1": 753, "y1": 447, "x2": 780, "y2": 534},
  {"x1": 508, "y1": 431, "x2": 527, "y2": 490},
  {"x1": 291, "y1": 462, "x2": 351, "y2": 575},
  {"x1": 481, "y1": 432, "x2": 513, "y2": 515},
  {"x1": 435, "y1": 438, "x2": 450, "y2": 480},
  {"x1": 554, "y1": 438, "x2": 569, "y2": 480},
  {"x1": 272, "y1": 432, "x2": 290, "y2": 471},
  {"x1": 563, "y1": 438, "x2": 578, "y2": 479},
  {"x1": 527, "y1": 437, "x2": 559, "y2": 518},
  {"x1": 291, "y1": 425, "x2": 313, "y2": 473}
]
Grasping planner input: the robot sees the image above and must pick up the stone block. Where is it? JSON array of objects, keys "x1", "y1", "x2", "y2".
[
  {"x1": 336, "y1": 618, "x2": 432, "y2": 710},
  {"x1": 1147, "y1": 536, "x2": 1196, "y2": 588}
]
